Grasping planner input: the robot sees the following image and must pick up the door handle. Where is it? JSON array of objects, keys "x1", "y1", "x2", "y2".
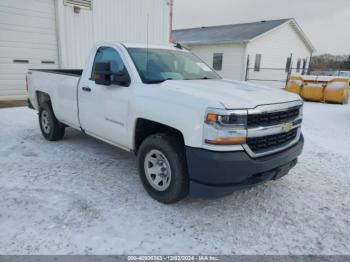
[{"x1": 82, "y1": 86, "x2": 91, "y2": 92}]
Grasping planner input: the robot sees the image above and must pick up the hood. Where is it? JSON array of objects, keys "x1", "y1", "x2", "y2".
[{"x1": 159, "y1": 79, "x2": 301, "y2": 109}]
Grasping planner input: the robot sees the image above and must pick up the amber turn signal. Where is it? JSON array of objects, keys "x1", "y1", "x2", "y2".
[
  {"x1": 206, "y1": 113, "x2": 218, "y2": 122},
  {"x1": 205, "y1": 137, "x2": 246, "y2": 145}
]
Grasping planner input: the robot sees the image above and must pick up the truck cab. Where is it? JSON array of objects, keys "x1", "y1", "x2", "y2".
[{"x1": 27, "y1": 42, "x2": 304, "y2": 203}]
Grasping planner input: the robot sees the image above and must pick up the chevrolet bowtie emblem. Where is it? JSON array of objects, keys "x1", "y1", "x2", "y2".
[{"x1": 283, "y1": 122, "x2": 293, "y2": 133}]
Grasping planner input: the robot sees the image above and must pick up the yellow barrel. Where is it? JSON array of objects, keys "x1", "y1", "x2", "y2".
[
  {"x1": 285, "y1": 76, "x2": 303, "y2": 95},
  {"x1": 300, "y1": 83, "x2": 325, "y2": 102},
  {"x1": 324, "y1": 78, "x2": 349, "y2": 104}
]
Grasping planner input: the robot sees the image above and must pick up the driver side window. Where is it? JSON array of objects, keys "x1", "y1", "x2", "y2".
[{"x1": 91, "y1": 47, "x2": 125, "y2": 80}]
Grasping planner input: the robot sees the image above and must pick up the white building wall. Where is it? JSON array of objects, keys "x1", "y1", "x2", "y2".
[
  {"x1": 245, "y1": 22, "x2": 312, "y2": 88},
  {"x1": 189, "y1": 44, "x2": 245, "y2": 81},
  {"x1": 56, "y1": 0, "x2": 170, "y2": 68},
  {"x1": 93, "y1": 0, "x2": 169, "y2": 45},
  {"x1": 0, "y1": 0, "x2": 59, "y2": 100},
  {"x1": 55, "y1": 0, "x2": 94, "y2": 68}
]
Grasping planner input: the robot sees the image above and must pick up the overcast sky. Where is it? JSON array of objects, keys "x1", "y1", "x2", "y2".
[{"x1": 172, "y1": 0, "x2": 350, "y2": 55}]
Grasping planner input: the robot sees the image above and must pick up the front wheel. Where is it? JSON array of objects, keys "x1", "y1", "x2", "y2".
[
  {"x1": 39, "y1": 103, "x2": 65, "y2": 141},
  {"x1": 137, "y1": 134, "x2": 189, "y2": 204}
]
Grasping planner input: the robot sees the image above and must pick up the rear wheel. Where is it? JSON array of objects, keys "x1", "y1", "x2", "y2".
[
  {"x1": 39, "y1": 103, "x2": 65, "y2": 141},
  {"x1": 137, "y1": 134, "x2": 189, "y2": 204}
]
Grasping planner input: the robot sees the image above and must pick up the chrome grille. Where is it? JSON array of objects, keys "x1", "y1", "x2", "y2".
[
  {"x1": 246, "y1": 128, "x2": 298, "y2": 154},
  {"x1": 247, "y1": 106, "x2": 300, "y2": 127}
]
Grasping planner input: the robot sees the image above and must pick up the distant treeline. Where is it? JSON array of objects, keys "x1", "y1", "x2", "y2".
[{"x1": 310, "y1": 54, "x2": 350, "y2": 71}]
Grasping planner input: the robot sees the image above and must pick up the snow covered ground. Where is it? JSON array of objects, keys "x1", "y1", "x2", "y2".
[{"x1": 0, "y1": 102, "x2": 349, "y2": 255}]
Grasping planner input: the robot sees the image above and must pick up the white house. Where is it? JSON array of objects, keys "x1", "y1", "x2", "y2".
[
  {"x1": 0, "y1": 0, "x2": 171, "y2": 101},
  {"x1": 173, "y1": 19, "x2": 316, "y2": 88}
]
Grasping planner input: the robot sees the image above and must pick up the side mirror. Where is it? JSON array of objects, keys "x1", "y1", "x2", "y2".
[
  {"x1": 94, "y1": 62, "x2": 131, "y2": 87},
  {"x1": 94, "y1": 62, "x2": 111, "y2": 86}
]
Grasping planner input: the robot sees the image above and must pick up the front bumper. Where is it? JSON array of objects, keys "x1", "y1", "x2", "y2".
[{"x1": 186, "y1": 135, "x2": 304, "y2": 198}]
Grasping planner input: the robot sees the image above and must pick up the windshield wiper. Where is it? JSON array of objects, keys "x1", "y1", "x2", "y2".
[
  {"x1": 184, "y1": 77, "x2": 213, "y2": 80},
  {"x1": 146, "y1": 78, "x2": 173, "y2": 84}
]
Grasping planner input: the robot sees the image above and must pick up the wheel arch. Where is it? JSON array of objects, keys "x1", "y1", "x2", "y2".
[
  {"x1": 36, "y1": 91, "x2": 51, "y2": 108},
  {"x1": 134, "y1": 118, "x2": 185, "y2": 154}
]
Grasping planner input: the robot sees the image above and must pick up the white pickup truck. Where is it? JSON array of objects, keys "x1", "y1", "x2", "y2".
[{"x1": 27, "y1": 42, "x2": 304, "y2": 203}]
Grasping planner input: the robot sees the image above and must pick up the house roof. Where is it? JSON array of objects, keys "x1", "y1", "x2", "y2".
[{"x1": 172, "y1": 18, "x2": 316, "y2": 52}]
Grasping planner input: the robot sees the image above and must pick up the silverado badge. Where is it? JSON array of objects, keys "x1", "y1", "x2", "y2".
[{"x1": 283, "y1": 122, "x2": 293, "y2": 133}]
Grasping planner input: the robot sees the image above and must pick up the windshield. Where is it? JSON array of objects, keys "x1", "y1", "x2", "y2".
[{"x1": 127, "y1": 48, "x2": 221, "y2": 84}]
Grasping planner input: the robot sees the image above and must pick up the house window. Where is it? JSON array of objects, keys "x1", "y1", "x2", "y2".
[
  {"x1": 213, "y1": 53, "x2": 223, "y2": 71},
  {"x1": 296, "y1": 59, "x2": 301, "y2": 72},
  {"x1": 64, "y1": 0, "x2": 92, "y2": 9},
  {"x1": 254, "y1": 54, "x2": 261, "y2": 72},
  {"x1": 285, "y1": 57, "x2": 292, "y2": 72}
]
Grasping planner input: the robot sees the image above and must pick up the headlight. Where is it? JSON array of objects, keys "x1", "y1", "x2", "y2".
[
  {"x1": 204, "y1": 108, "x2": 247, "y2": 145},
  {"x1": 205, "y1": 108, "x2": 247, "y2": 128}
]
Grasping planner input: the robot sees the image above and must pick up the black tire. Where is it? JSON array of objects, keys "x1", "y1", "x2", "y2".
[
  {"x1": 39, "y1": 103, "x2": 65, "y2": 141},
  {"x1": 137, "y1": 134, "x2": 189, "y2": 204}
]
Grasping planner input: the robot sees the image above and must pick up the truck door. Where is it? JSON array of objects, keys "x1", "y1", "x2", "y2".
[{"x1": 78, "y1": 46, "x2": 130, "y2": 149}]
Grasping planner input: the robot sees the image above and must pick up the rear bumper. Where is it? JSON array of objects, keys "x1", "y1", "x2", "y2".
[{"x1": 186, "y1": 135, "x2": 304, "y2": 198}]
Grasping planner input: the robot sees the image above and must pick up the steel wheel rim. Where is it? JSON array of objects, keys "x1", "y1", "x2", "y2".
[
  {"x1": 41, "y1": 110, "x2": 51, "y2": 134},
  {"x1": 144, "y1": 149, "x2": 172, "y2": 191}
]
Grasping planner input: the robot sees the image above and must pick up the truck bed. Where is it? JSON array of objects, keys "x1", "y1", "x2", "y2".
[
  {"x1": 30, "y1": 69, "x2": 83, "y2": 77},
  {"x1": 27, "y1": 69, "x2": 82, "y2": 128}
]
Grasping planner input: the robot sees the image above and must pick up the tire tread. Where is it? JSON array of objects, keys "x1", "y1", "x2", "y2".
[
  {"x1": 39, "y1": 103, "x2": 65, "y2": 141},
  {"x1": 137, "y1": 133, "x2": 189, "y2": 204}
]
